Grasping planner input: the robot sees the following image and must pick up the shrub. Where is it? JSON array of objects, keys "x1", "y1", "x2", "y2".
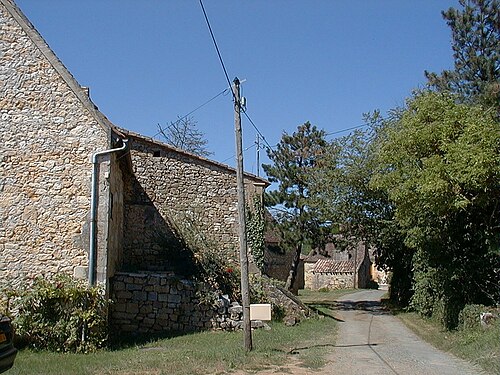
[
  {"x1": 7, "y1": 275, "x2": 110, "y2": 353},
  {"x1": 458, "y1": 304, "x2": 498, "y2": 331}
]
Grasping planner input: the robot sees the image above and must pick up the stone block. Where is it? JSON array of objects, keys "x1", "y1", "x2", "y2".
[
  {"x1": 168, "y1": 294, "x2": 181, "y2": 303},
  {"x1": 132, "y1": 291, "x2": 147, "y2": 301},
  {"x1": 126, "y1": 302, "x2": 139, "y2": 314},
  {"x1": 115, "y1": 290, "x2": 132, "y2": 299}
]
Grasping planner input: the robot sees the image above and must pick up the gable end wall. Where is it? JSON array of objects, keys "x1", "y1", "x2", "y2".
[{"x1": 0, "y1": 2, "x2": 112, "y2": 289}]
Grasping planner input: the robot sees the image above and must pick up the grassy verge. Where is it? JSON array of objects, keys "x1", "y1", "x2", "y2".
[
  {"x1": 396, "y1": 312, "x2": 500, "y2": 374},
  {"x1": 10, "y1": 316, "x2": 337, "y2": 375}
]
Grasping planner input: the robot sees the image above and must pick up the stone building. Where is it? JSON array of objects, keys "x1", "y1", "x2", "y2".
[
  {"x1": 303, "y1": 241, "x2": 372, "y2": 290},
  {"x1": 0, "y1": 0, "x2": 268, "y2": 300}
]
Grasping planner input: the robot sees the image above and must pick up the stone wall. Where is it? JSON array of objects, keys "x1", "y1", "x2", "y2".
[
  {"x1": 121, "y1": 134, "x2": 266, "y2": 272},
  {"x1": 304, "y1": 255, "x2": 371, "y2": 290},
  {"x1": 306, "y1": 266, "x2": 356, "y2": 290},
  {"x1": 0, "y1": 2, "x2": 115, "y2": 289},
  {"x1": 263, "y1": 248, "x2": 304, "y2": 293},
  {"x1": 110, "y1": 272, "x2": 247, "y2": 334}
]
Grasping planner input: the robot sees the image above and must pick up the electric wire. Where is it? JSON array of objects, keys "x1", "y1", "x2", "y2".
[
  {"x1": 241, "y1": 110, "x2": 275, "y2": 151},
  {"x1": 153, "y1": 87, "x2": 229, "y2": 138},
  {"x1": 199, "y1": 0, "x2": 234, "y2": 100},
  {"x1": 325, "y1": 123, "x2": 368, "y2": 136},
  {"x1": 198, "y1": 0, "x2": 369, "y2": 168},
  {"x1": 221, "y1": 142, "x2": 258, "y2": 164}
]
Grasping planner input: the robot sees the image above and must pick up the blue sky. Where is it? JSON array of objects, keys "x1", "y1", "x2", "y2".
[{"x1": 16, "y1": 0, "x2": 458, "y2": 175}]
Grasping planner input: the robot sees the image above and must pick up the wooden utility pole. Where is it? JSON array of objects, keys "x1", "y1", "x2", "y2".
[
  {"x1": 233, "y1": 77, "x2": 253, "y2": 351},
  {"x1": 256, "y1": 134, "x2": 260, "y2": 177}
]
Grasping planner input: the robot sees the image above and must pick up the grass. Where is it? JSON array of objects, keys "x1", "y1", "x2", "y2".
[
  {"x1": 9, "y1": 315, "x2": 338, "y2": 375},
  {"x1": 396, "y1": 312, "x2": 500, "y2": 374}
]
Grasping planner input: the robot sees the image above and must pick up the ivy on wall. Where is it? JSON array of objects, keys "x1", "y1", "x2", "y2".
[{"x1": 247, "y1": 196, "x2": 265, "y2": 272}]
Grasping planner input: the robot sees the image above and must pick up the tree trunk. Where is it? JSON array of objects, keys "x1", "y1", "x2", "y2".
[{"x1": 285, "y1": 242, "x2": 302, "y2": 292}]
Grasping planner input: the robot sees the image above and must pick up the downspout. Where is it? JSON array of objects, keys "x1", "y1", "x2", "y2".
[{"x1": 89, "y1": 140, "x2": 128, "y2": 286}]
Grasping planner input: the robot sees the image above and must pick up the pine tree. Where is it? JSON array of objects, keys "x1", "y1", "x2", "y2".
[
  {"x1": 262, "y1": 122, "x2": 328, "y2": 291},
  {"x1": 425, "y1": 0, "x2": 500, "y2": 108}
]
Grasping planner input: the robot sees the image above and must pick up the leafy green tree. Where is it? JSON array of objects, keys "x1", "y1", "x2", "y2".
[
  {"x1": 310, "y1": 120, "x2": 414, "y2": 304},
  {"x1": 262, "y1": 122, "x2": 328, "y2": 291},
  {"x1": 425, "y1": 0, "x2": 500, "y2": 108},
  {"x1": 371, "y1": 91, "x2": 500, "y2": 328},
  {"x1": 157, "y1": 115, "x2": 213, "y2": 157},
  {"x1": 310, "y1": 127, "x2": 385, "y2": 240}
]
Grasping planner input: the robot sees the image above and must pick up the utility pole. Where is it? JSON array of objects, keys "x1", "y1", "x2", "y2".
[
  {"x1": 233, "y1": 77, "x2": 253, "y2": 351},
  {"x1": 255, "y1": 134, "x2": 260, "y2": 177}
]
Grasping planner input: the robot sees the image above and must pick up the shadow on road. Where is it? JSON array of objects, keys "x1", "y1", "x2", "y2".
[
  {"x1": 306, "y1": 299, "x2": 390, "y2": 320},
  {"x1": 332, "y1": 300, "x2": 390, "y2": 316}
]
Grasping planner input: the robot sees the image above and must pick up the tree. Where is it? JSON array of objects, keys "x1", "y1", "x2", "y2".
[
  {"x1": 157, "y1": 116, "x2": 212, "y2": 157},
  {"x1": 425, "y1": 0, "x2": 500, "y2": 108},
  {"x1": 262, "y1": 122, "x2": 328, "y2": 291},
  {"x1": 310, "y1": 127, "x2": 387, "y2": 240},
  {"x1": 309, "y1": 119, "x2": 415, "y2": 304},
  {"x1": 371, "y1": 91, "x2": 500, "y2": 328}
]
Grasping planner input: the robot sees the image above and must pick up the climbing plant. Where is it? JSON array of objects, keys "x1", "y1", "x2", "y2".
[{"x1": 246, "y1": 196, "x2": 266, "y2": 272}]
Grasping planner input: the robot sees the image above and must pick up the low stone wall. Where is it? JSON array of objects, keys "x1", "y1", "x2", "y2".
[{"x1": 109, "y1": 272, "x2": 247, "y2": 335}]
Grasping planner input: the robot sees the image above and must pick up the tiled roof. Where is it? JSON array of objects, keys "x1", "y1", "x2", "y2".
[{"x1": 313, "y1": 259, "x2": 355, "y2": 273}]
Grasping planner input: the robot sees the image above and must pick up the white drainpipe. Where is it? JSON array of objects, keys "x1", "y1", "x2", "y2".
[{"x1": 89, "y1": 140, "x2": 128, "y2": 285}]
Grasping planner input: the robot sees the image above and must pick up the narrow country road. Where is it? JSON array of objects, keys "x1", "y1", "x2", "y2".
[{"x1": 320, "y1": 289, "x2": 484, "y2": 375}]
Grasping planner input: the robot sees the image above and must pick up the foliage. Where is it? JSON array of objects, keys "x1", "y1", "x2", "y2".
[
  {"x1": 246, "y1": 196, "x2": 266, "y2": 272},
  {"x1": 425, "y1": 0, "x2": 500, "y2": 109},
  {"x1": 196, "y1": 247, "x2": 241, "y2": 302},
  {"x1": 163, "y1": 208, "x2": 241, "y2": 301},
  {"x1": 6, "y1": 275, "x2": 109, "y2": 353},
  {"x1": 371, "y1": 91, "x2": 500, "y2": 328},
  {"x1": 157, "y1": 115, "x2": 213, "y2": 157},
  {"x1": 262, "y1": 122, "x2": 329, "y2": 290},
  {"x1": 308, "y1": 115, "x2": 414, "y2": 305},
  {"x1": 458, "y1": 304, "x2": 498, "y2": 331},
  {"x1": 310, "y1": 127, "x2": 387, "y2": 240}
]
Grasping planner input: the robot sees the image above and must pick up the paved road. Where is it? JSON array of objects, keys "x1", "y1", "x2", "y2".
[{"x1": 321, "y1": 289, "x2": 484, "y2": 375}]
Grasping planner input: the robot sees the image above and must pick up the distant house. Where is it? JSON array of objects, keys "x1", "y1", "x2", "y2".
[
  {"x1": 0, "y1": 0, "x2": 268, "y2": 303},
  {"x1": 303, "y1": 241, "x2": 372, "y2": 290}
]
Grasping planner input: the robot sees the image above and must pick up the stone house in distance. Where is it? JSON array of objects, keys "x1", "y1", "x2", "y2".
[
  {"x1": 0, "y1": 0, "x2": 268, "y2": 303},
  {"x1": 303, "y1": 241, "x2": 372, "y2": 290}
]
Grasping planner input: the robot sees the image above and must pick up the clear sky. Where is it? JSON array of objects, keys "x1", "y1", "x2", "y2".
[{"x1": 15, "y1": 0, "x2": 458, "y2": 175}]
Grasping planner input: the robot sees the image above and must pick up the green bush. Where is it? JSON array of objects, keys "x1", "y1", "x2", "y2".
[
  {"x1": 458, "y1": 304, "x2": 497, "y2": 331},
  {"x1": 7, "y1": 275, "x2": 110, "y2": 353},
  {"x1": 367, "y1": 280, "x2": 379, "y2": 289}
]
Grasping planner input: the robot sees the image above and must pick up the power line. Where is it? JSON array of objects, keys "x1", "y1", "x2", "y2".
[
  {"x1": 199, "y1": 0, "x2": 234, "y2": 100},
  {"x1": 242, "y1": 110, "x2": 275, "y2": 151},
  {"x1": 221, "y1": 142, "x2": 257, "y2": 164},
  {"x1": 325, "y1": 123, "x2": 368, "y2": 136},
  {"x1": 153, "y1": 87, "x2": 229, "y2": 138}
]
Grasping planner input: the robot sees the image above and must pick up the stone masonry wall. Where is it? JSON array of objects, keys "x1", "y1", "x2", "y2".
[
  {"x1": 122, "y1": 135, "x2": 265, "y2": 271},
  {"x1": 0, "y1": 2, "x2": 112, "y2": 289},
  {"x1": 110, "y1": 272, "x2": 247, "y2": 334}
]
